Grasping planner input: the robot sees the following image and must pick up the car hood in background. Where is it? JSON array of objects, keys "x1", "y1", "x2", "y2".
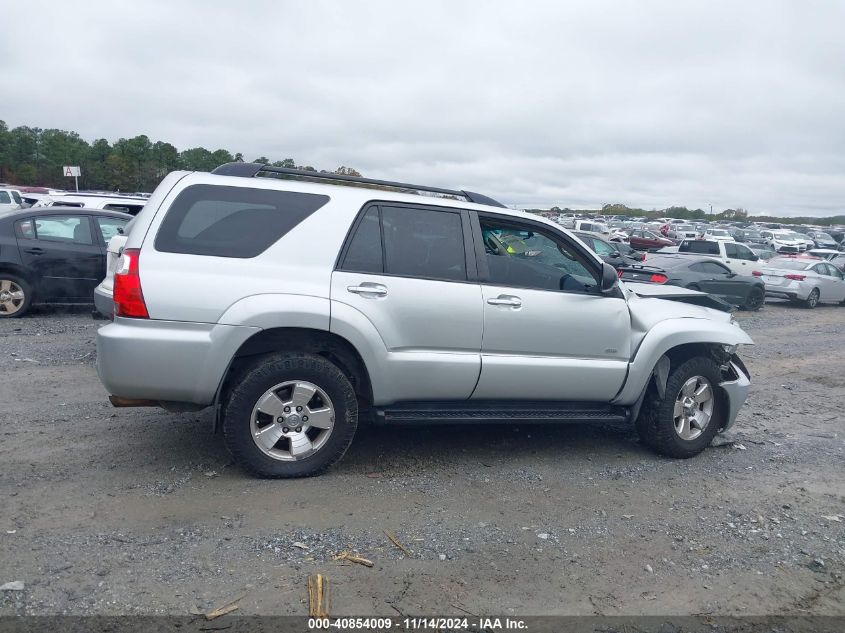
[{"x1": 622, "y1": 281, "x2": 736, "y2": 313}]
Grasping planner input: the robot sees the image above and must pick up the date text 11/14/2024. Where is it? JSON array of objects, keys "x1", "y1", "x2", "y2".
[{"x1": 308, "y1": 617, "x2": 529, "y2": 630}]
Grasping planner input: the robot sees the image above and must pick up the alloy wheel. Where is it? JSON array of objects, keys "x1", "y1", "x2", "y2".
[
  {"x1": 673, "y1": 376, "x2": 714, "y2": 441},
  {"x1": 0, "y1": 279, "x2": 26, "y2": 316},
  {"x1": 249, "y1": 380, "x2": 335, "y2": 461}
]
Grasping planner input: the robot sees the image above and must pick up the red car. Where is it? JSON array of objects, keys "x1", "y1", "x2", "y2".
[{"x1": 626, "y1": 229, "x2": 675, "y2": 251}]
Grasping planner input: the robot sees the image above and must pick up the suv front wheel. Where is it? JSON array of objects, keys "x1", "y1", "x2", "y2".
[
  {"x1": 223, "y1": 353, "x2": 358, "y2": 478},
  {"x1": 636, "y1": 356, "x2": 724, "y2": 458}
]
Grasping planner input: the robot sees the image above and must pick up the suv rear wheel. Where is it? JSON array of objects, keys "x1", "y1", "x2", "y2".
[
  {"x1": 223, "y1": 352, "x2": 357, "y2": 478},
  {"x1": 636, "y1": 356, "x2": 724, "y2": 458}
]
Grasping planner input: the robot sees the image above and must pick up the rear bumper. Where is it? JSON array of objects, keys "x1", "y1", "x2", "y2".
[
  {"x1": 96, "y1": 317, "x2": 260, "y2": 405},
  {"x1": 719, "y1": 358, "x2": 751, "y2": 432},
  {"x1": 93, "y1": 284, "x2": 113, "y2": 319}
]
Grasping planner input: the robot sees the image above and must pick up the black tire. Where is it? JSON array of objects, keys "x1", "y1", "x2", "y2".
[
  {"x1": 222, "y1": 352, "x2": 358, "y2": 478},
  {"x1": 743, "y1": 286, "x2": 765, "y2": 311},
  {"x1": 0, "y1": 274, "x2": 33, "y2": 318},
  {"x1": 804, "y1": 288, "x2": 820, "y2": 309},
  {"x1": 635, "y1": 356, "x2": 724, "y2": 458}
]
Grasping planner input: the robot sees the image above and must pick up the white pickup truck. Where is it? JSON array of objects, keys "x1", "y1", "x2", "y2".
[{"x1": 675, "y1": 239, "x2": 761, "y2": 275}]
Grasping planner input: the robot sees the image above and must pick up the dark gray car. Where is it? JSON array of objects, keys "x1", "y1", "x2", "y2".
[
  {"x1": 575, "y1": 231, "x2": 643, "y2": 269},
  {"x1": 619, "y1": 254, "x2": 765, "y2": 310}
]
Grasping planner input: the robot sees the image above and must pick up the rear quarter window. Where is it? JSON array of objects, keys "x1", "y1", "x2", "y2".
[{"x1": 155, "y1": 185, "x2": 329, "y2": 258}]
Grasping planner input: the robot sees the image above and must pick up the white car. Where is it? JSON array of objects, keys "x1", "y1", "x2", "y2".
[
  {"x1": 0, "y1": 188, "x2": 23, "y2": 212},
  {"x1": 758, "y1": 257, "x2": 845, "y2": 308},
  {"x1": 761, "y1": 229, "x2": 804, "y2": 253},
  {"x1": 702, "y1": 228, "x2": 735, "y2": 242}
]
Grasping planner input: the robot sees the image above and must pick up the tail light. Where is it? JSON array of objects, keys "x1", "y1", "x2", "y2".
[
  {"x1": 649, "y1": 273, "x2": 668, "y2": 283},
  {"x1": 752, "y1": 271, "x2": 763, "y2": 276},
  {"x1": 113, "y1": 248, "x2": 149, "y2": 318},
  {"x1": 617, "y1": 268, "x2": 624, "y2": 278},
  {"x1": 785, "y1": 274, "x2": 806, "y2": 281}
]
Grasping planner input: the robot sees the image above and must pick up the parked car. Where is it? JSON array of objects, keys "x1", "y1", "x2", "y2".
[
  {"x1": 749, "y1": 245, "x2": 777, "y2": 262},
  {"x1": 761, "y1": 229, "x2": 805, "y2": 253},
  {"x1": 676, "y1": 239, "x2": 760, "y2": 275},
  {"x1": 33, "y1": 193, "x2": 147, "y2": 216},
  {"x1": 94, "y1": 163, "x2": 753, "y2": 477},
  {"x1": 0, "y1": 188, "x2": 23, "y2": 212},
  {"x1": 0, "y1": 207, "x2": 131, "y2": 317},
  {"x1": 791, "y1": 232, "x2": 818, "y2": 251},
  {"x1": 733, "y1": 229, "x2": 767, "y2": 245},
  {"x1": 625, "y1": 229, "x2": 674, "y2": 251},
  {"x1": 618, "y1": 255, "x2": 765, "y2": 311},
  {"x1": 756, "y1": 257, "x2": 845, "y2": 308},
  {"x1": 802, "y1": 231, "x2": 835, "y2": 249},
  {"x1": 668, "y1": 224, "x2": 698, "y2": 241},
  {"x1": 574, "y1": 231, "x2": 642, "y2": 269},
  {"x1": 806, "y1": 248, "x2": 842, "y2": 262},
  {"x1": 701, "y1": 228, "x2": 735, "y2": 242}
]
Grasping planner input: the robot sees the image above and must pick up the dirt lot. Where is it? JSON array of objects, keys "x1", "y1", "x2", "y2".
[{"x1": 1, "y1": 302, "x2": 843, "y2": 617}]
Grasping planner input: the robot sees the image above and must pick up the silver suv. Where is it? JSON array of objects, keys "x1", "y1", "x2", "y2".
[{"x1": 96, "y1": 164, "x2": 752, "y2": 478}]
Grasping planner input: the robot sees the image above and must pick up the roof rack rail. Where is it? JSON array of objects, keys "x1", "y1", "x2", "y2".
[{"x1": 211, "y1": 162, "x2": 507, "y2": 208}]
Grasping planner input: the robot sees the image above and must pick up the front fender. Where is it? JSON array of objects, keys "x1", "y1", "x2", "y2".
[{"x1": 614, "y1": 317, "x2": 753, "y2": 405}]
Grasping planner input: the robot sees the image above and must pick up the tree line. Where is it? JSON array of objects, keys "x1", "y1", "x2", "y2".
[{"x1": 0, "y1": 121, "x2": 362, "y2": 193}]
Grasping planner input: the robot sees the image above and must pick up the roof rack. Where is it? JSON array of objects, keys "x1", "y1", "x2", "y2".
[{"x1": 211, "y1": 162, "x2": 506, "y2": 208}]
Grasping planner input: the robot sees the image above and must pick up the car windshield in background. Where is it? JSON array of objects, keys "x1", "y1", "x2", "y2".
[
  {"x1": 708, "y1": 230, "x2": 730, "y2": 236},
  {"x1": 767, "y1": 258, "x2": 813, "y2": 271},
  {"x1": 744, "y1": 231, "x2": 762, "y2": 238}
]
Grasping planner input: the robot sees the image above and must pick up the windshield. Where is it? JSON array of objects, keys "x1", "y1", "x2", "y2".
[
  {"x1": 708, "y1": 229, "x2": 729, "y2": 236},
  {"x1": 744, "y1": 230, "x2": 762, "y2": 238},
  {"x1": 814, "y1": 232, "x2": 833, "y2": 240}
]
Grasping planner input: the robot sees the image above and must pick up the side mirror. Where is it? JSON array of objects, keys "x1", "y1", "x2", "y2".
[
  {"x1": 751, "y1": 255, "x2": 759, "y2": 261},
  {"x1": 610, "y1": 251, "x2": 621, "y2": 258},
  {"x1": 600, "y1": 262, "x2": 618, "y2": 292}
]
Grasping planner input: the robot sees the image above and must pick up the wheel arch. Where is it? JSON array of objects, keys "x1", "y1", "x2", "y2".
[
  {"x1": 615, "y1": 318, "x2": 752, "y2": 405},
  {"x1": 216, "y1": 326, "x2": 373, "y2": 431}
]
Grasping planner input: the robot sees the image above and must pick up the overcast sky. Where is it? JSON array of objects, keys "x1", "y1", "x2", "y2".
[{"x1": 3, "y1": 1, "x2": 844, "y2": 216}]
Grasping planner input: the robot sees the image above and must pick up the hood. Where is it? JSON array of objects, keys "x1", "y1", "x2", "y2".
[{"x1": 622, "y1": 281, "x2": 736, "y2": 314}]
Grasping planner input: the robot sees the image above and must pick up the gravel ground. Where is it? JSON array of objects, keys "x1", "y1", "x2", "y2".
[{"x1": 0, "y1": 302, "x2": 843, "y2": 616}]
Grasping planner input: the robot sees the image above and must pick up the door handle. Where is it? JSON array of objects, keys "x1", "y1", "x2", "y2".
[
  {"x1": 487, "y1": 295, "x2": 522, "y2": 307},
  {"x1": 24, "y1": 247, "x2": 44, "y2": 255},
  {"x1": 347, "y1": 283, "x2": 388, "y2": 297}
]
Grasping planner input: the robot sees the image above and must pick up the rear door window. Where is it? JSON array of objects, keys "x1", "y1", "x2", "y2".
[
  {"x1": 380, "y1": 205, "x2": 466, "y2": 282},
  {"x1": 0, "y1": 191, "x2": 10, "y2": 204},
  {"x1": 340, "y1": 207, "x2": 382, "y2": 273},
  {"x1": 155, "y1": 184, "x2": 329, "y2": 258},
  {"x1": 724, "y1": 243, "x2": 739, "y2": 258},
  {"x1": 31, "y1": 215, "x2": 93, "y2": 245}
]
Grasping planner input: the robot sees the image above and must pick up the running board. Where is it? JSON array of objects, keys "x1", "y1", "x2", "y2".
[{"x1": 375, "y1": 401, "x2": 630, "y2": 425}]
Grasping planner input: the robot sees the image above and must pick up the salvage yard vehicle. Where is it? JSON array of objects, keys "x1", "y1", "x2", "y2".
[
  {"x1": 33, "y1": 192, "x2": 147, "y2": 216},
  {"x1": 574, "y1": 231, "x2": 642, "y2": 269},
  {"x1": 756, "y1": 256, "x2": 845, "y2": 308},
  {"x1": 0, "y1": 188, "x2": 23, "y2": 212},
  {"x1": 96, "y1": 164, "x2": 753, "y2": 478},
  {"x1": 701, "y1": 228, "x2": 734, "y2": 242},
  {"x1": 761, "y1": 229, "x2": 805, "y2": 253},
  {"x1": 618, "y1": 254, "x2": 765, "y2": 311},
  {"x1": 0, "y1": 207, "x2": 131, "y2": 317},
  {"x1": 676, "y1": 239, "x2": 760, "y2": 275},
  {"x1": 625, "y1": 228, "x2": 674, "y2": 251}
]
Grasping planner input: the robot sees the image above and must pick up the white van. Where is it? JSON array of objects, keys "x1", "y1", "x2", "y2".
[{"x1": 32, "y1": 193, "x2": 147, "y2": 215}]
